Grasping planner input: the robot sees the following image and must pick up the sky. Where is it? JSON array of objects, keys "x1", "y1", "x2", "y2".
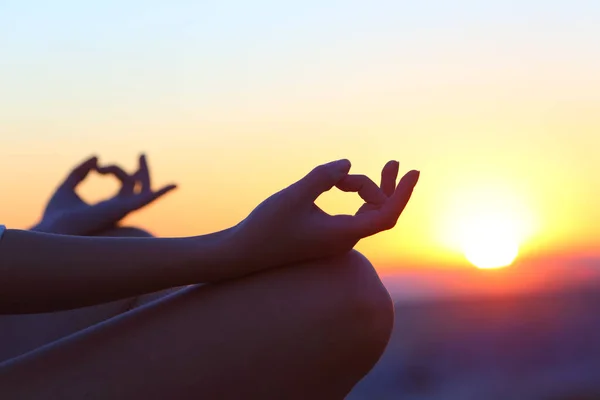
[{"x1": 1, "y1": 1, "x2": 599, "y2": 273}]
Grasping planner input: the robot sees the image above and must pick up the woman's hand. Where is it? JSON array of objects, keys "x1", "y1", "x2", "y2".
[
  {"x1": 33, "y1": 154, "x2": 177, "y2": 236},
  {"x1": 232, "y1": 159, "x2": 419, "y2": 271}
]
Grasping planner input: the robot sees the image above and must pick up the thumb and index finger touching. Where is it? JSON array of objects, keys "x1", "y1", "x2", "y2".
[
  {"x1": 290, "y1": 158, "x2": 389, "y2": 205},
  {"x1": 64, "y1": 155, "x2": 416, "y2": 235},
  {"x1": 62, "y1": 154, "x2": 177, "y2": 205},
  {"x1": 62, "y1": 155, "x2": 133, "y2": 192},
  {"x1": 292, "y1": 158, "x2": 420, "y2": 238}
]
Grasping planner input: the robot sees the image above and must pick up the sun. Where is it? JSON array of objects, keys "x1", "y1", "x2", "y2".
[
  {"x1": 437, "y1": 179, "x2": 537, "y2": 270},
  {"x1": 458, "y1": 213, "x2": 521, "y2": 269}
]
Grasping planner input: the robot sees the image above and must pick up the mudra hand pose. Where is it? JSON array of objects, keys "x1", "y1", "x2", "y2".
[{"x1": 0, "y1": 154, "x2": 419, "y2": 399}]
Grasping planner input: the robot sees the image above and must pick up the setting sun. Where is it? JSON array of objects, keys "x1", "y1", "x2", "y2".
[
  {"x1": 437, "y1": 182, "x2": 536, "y2": 269},
  {"x1": 459, "y1": 214, "x2": 520, "y2": 269}
]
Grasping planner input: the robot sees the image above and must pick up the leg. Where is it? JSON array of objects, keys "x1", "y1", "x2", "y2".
[
  {"x1": 0, "y1": 227, "x2": 180, "y2": 363},
  {"x1": 0, "y1": 250, "x2": 394, "y2": 399}
]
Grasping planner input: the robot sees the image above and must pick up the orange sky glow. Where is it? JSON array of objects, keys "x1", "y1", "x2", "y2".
[{"x1": 1, "y1": 2, "x2": 598, "y2": 279}]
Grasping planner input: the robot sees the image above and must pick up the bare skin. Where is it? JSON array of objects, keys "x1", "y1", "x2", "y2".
[
  {"x1": 1, "y1": 155, "x2": 182, "y2": 361},
  {"x1": 0, "y1": 227, "x2": 180, "y2": 363},
  {"x1": 0, "y1": 155, "x2": 419, "y2": 398},
  {"x1": 31, "y1": 154, "x2": 177, "y2": 236}
]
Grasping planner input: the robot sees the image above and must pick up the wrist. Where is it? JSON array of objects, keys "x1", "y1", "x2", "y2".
[
  {"x1": 185, "y1": 226, "x2": 244, "y2": 283},
  {"x1": 30, "y1": 220, "x2": 57, "y2": 234},
  {"x1": 223, "y1": 221, "x2": 277, "y2": 276},
  {"x1": 31, "y1": 219, "x2": 77, "y2": 235}
]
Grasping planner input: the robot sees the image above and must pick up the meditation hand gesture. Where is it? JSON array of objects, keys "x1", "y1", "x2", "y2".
[
  {"x1": 33, "y1": 154, "x2": 177, "y2": 236},
  {"x1": 233, "y1": 159, "x2": 419, "y2": 271}
]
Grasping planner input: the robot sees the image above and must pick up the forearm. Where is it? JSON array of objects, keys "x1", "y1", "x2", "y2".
[{"x1": 0, "y1": 228, "x2": 237, "y2": 314}]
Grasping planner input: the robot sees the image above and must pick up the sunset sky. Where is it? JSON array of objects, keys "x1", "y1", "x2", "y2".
[{"x1": 1, "y1": 1, "x2": 598, "y2": 273}]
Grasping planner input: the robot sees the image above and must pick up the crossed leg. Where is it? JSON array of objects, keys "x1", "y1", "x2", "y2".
[
  {"x1": 0, "y1": 229, "x2": 394, "y2": 399},
  {"x1": 0, "y1": 227, "x2": 180, "y2": 363}
]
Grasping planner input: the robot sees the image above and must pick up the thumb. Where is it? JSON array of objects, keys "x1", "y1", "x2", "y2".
[
  {"x1": 293, "y1": 159, "x2": 351, "y2": 202},
  {"x1": 62, "y1": 155, "x2": 98, "y2": 190}
]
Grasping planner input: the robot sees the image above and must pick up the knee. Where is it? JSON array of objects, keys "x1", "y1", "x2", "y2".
[
  {"x1": 322, "y1": 250, "x2": 395, "y2": 368},
  {"x1": 94, "y1": 226, "x2": 155, "y2": 238}
]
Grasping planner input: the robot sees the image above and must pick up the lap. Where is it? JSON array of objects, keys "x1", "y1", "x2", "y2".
[
  {"x1": 0, "y1": 250, "x2": 393, "y2": 399},
  {"x1": 0, "y1": 226, "x2": 179, "y2": 362},
  {"x1": 0, "y1": 289, "x2": 180, "y2": 363}
]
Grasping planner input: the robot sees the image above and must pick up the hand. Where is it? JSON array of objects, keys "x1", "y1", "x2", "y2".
[
  {"x1": 33, "y1": 154, "x2": 177, "y2": 236},
  {"x1": 232, "y1": 159, "x2": 419, "y2": 271}
]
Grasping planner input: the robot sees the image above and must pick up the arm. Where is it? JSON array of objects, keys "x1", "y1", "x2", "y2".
[
  {"x1": 1, "y1": 159, "x2": 419, "y2": 315},
  {"x1": 0, "y1": 228, "x2": 235, "y2": 314}
]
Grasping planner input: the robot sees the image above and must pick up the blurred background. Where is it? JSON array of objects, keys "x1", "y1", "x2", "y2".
[{"x1": 1, "y1": 1, "x2": 599, "y2": 398}]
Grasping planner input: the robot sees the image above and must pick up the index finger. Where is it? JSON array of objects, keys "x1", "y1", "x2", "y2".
[
  {"x1": 96, "y1": 164, "x2": 136, "y2": 195},
  {"x1": 335, "y1": 174, "x2": 387, "y2": 205}
]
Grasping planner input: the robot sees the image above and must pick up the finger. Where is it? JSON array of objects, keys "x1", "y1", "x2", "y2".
[
  {"x1": 336, "y1": 174, "x2": 387, "y2": 205},
  {"x1": 356, "y1": 202, "x2": 379, "y2": 214},
  {"x1": 96, "y1": 165, "x2": 136, "y2": 195},
  {"x1": 132, "y1": 184, "x2": 178, "y2": 210},
  {"x1": 89, "y1": 184, "x2": 178, "y2": 228},
  {"x1": 386, "y1": 169, "x2": 420, "y2": 221},
  {"x1": 135, "y1": 154, "x2": 151, "y2": 193},
  {"x1": 380, "y1": 160, "x2": 399, "y2": 197},
  {"x1": 338, "y1": 170, "x2": 420, "y2": 237},
  {"x1": 62, "y1": 156, "x2": 98, "y2": 189},
  {"x1": 289, "y1": 159, "x2": 351, "y2": 203}
]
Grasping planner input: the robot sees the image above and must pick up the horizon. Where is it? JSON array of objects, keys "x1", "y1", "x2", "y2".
[{"x1": 1, "y1": 1, "x2": 598, "y2": 278}]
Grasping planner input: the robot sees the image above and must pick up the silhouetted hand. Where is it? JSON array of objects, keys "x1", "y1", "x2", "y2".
[
  {"x1": 33, "y1": 154, "x2": 177, "y2": 235},
  {"x1": 233, "y1": 159, "x2": 419, "y2": 271}
]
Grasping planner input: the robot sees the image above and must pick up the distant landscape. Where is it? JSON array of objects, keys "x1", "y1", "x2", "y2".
[{"x1": 349, "y1": 273, "x2": 600, "y2": 400}]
